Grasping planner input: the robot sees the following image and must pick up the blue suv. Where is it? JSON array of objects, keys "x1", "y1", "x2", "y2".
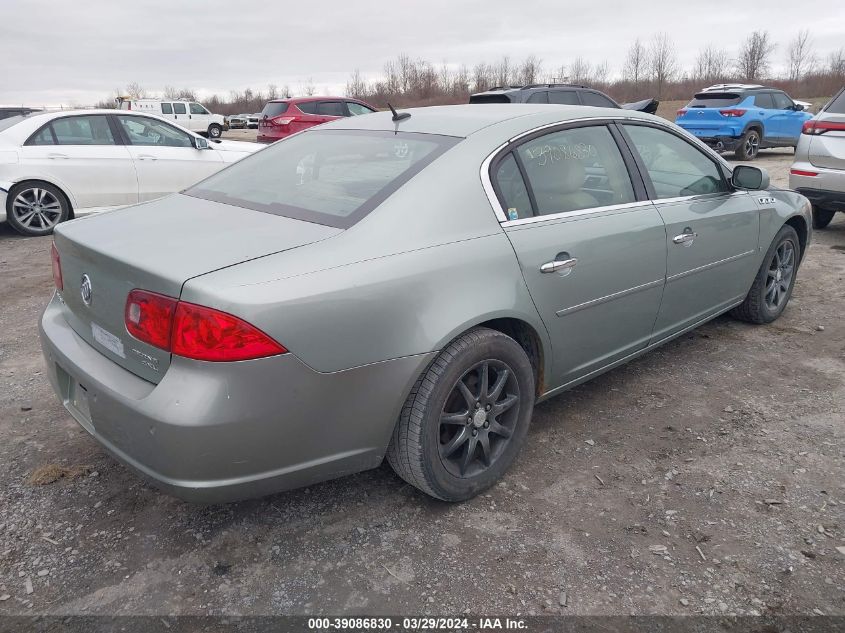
[{"x1": 675, "y1": 84, "x2": 813, "y2": 160}]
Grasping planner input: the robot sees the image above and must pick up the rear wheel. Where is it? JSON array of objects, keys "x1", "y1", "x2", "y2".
[
  {"x1": 734, "y1": 129, "x2": 761, "y2": 160},
  {"x1": 207, "y1": 124, "x2": 222, "y2": 139},
  {"x1": 386, "y1": 328, "x2": 535, "y2": 501},
  {"x1": 6, "y1": 181, "x2": 70, "y2": 236},
  {"x1": 812, "y1": 207, "x2": 836, "y2": 230},
  {"x1": 731, "y1": 225, "x2": 800, "y2": 324}
]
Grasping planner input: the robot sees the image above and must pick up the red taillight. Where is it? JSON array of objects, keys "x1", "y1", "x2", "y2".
[
  {"x1": 719, "y1": 109, "x2": 746, "y2": 117},
  {"x1": 125, "y1": 290, "x2": 177, "y2": 350},
  {"x1": 802, "y1": 120, "x2": 845, "y2": 135},
  {"x1": 676, "y1": 108, "x2": 687, "y2": 117},
  {"x1": 790, "y1": 168, "x2": 818, "y2": 177},
  {"x1": 50, "y1": 242, "x2": 63, "y2": 291},
  {"x1": 124, "y1": 290, "x2": 287, "y2": 362},
  {"x1": 172, "y1": 302, "x2": 287, "y2": 361}
]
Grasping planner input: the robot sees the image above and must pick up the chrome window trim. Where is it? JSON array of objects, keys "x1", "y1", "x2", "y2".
[
  {"x1": 501, "y1": 200, "x2": 654, "y2": 228},
  {"x1": 480, "y1": 115, "x2": 671, "y2": 225}
]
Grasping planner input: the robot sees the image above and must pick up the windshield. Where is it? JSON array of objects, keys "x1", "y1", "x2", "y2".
[
  {"x1": 261, "y1": 102, "x2": 289, "y2": 118},
  {"x1": 187, "y1": 129, "x2": 460, "y2": 228},
  {"x1": 688, "y1": 92, "x2": 743, "y2": 108}
]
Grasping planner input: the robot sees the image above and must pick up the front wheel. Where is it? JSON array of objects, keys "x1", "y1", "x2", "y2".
[
  {"x1": 386, "y1": 328, "x2": 536, "y2": 501},
  {"x1": 812, "y1": 207, "x2": 836, "y2": 230},
  {"x1": 6, "y1": 181, "x2": 70, "y2": 236},
  {"x1": 207, "y1": 124, "x2": 222, "y2": 139},
  {"x1": 734, "y1": 129, "x2": 761, "y2": 160},
  {"x1": 731, "y1": 225, "x2": 800, "y2": 324}
]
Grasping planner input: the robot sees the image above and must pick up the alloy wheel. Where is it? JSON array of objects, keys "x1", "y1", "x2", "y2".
[
  {"x1": 745, "y1": 132, "x2": 760, "y2": 158},
  {"x1": 765, "y1": 240, "x2": 794, "y2": 310},
  {"x1": 12, "y1": 188, "x2": 63, "y2": 231},
  {"x1": 438, "y1": 359, "x2": 520, "y2": 478}
]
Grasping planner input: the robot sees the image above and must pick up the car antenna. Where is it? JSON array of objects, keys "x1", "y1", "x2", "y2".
[{"x1": 387, "y1": 102, "x2": 410, "y2": 122}]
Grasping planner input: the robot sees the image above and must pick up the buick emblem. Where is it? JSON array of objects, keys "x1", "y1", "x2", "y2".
[{"x1": 80, "y1": 274, "x2": 92, "y2": 306}]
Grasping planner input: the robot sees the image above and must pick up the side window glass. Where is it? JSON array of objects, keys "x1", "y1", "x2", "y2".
[
  {"x1": 28, "y1": 125, "x2": 56, "y2": 145},
  {"x1": 526, "y1": 91, "x2": 548, "y2": 104},
  {"x1": 581, "y1": 92, "x2": 615, "y2": 107},
  {"x1": 754, "y1": 93, "x2": 774, "y2": 109},
  {"x1": 347, "y1": 102, "x2": 375, "y2": 116},
  {"x1": 493, "y1": 153, "x2": 531, "y2": 220},
  {"x1": 117, "y1": 115, "x2": 193, "y2": 148},
  {"x1": 624, "y1": 124, "x2": 729, "y2": 198},
  {"x1": 161, "y1": 103, "x2": 173, "y2": 115},
  {"x1": 548, "y1": 91, "x2": 580, "y2": 105},
  {"x1": 51, "y1": 116, "x2": 116, "y2": 145},
  {"x1": 190, "y1": 103, "x2": 207, "y2": 115},
  {"x1": 173, "y1": 102, "x2": 187, "y2": 115},
  {"x1": 297, "y1": 101, "x2": 318, "y2": 115},
  {"x1": 516, "y1": 125, "x2": 635, "y2": 215},
  {"x1": 317, "y1": 101, "x2": 345, "y2": 116}
]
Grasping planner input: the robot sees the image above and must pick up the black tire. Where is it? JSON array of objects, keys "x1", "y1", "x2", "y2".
[
  {"x1": 386, "y1": 328, "x2": 536, "y2": 501},
  {"x1": 6, "y1": 181, "x2": 70, "y2": 237},
  {"x1": 734, "y1": 128, "x2": 761, "y2": 160},
  {"x1": 812, "y1": 207, "x2": 836, "y2": 230},
  {"x1": 208, "y1": 124, "x2": 222, "y2": 139},
  {"x1": 731, "y1": 225, "x2": 800, "y2": 324}
]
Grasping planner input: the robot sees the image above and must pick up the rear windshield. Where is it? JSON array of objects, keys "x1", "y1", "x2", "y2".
[
  {"x1": 687, "y1": 92, "x2": 742, "y2": 108},
  {"x1": 187, "y1": 130, "x2": 460, "y2": 228},
  {"x1": 0, "y1": 115, "x2": 25, "y2": 132},
  {"x1": 262, "y1": 102, "x2": 289, "y2": 117},
  {"x1": 469, "y1": 94, "x2": 512, "y2": 104},
  {"x1": 824, "y1": 89, "x2": 845, "y2": 114}
]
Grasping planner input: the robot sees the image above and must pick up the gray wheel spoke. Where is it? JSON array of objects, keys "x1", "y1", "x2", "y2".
[
  {"x1": 441, "y1": 411, "x2": 470, "y2": 426},
  {"x1": 17, "y1": 210, "x2": 36, "y2": 226},
  {"x1": 488, "y1": 420, "x2": 512, "y2": 439},
  {"x1": 488, "y1": 368, "x2": 509, "y2": 402},
  {"x1": 478, "y1": 433, "x2": 492, "y2": 467},
  {"x1": 492, "y1": 393, "x2": 518, "y2": 417},
  {"x1": 460, "y1": 436, "x2": 478, "y2": 475},
  {"x1": 441, "y1": 427, "x2": 469, "y2": 458},
  {"x1": 457, "y1": 381, "x2": 476, "y2": 408},
  {"x1": 478, "y1": 362, "x2": 489, "y2": 400}
]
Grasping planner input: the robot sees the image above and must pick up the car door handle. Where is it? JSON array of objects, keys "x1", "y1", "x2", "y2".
[
  {"x1": 137, "y1": 154, "x2": 158, "y2": 161},
  {"x1": 540, "y1": 257, "x2": 578, "y2": 274},
  {"x1": 47, "y1": 153, "x2": 68, "y2": 159},
  {"x1": 672, "y1": 232, "x2": 698, "y2": 245}
]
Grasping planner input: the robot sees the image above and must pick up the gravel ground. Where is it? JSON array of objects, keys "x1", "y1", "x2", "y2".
[{"x1": 0, "y1": 150, "x2": 843, "y2": 617}]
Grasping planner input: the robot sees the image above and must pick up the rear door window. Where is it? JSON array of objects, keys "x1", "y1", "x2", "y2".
[
  {"x1": 317, "y1": 101, "x2": 345, "y2": 117},
  {"x1": 173, "y1": 103, "x2": 187, "y2": 115},
  {"x1": 581, "y1": 91, "x2": 616, "y2": 107},
  {"x1": 526, "y1": 91, "x2": 548, "y2": 104},
  {"x1": 548, "y1": 91, "x2": 580, "y2": 105},
  {"x1": 117, "y1": 115, "x2": 193, "y2": 147},
  {"x1": 187, "y1": 130, "x2": 460, "y2": 228},
  {"x1": 688, "y1": 93, "x2": 742, "y2": 108},
  {"x1": 753, "y1": 93, "x2": 774, "y2": 109},
  {"x1": 296, "y1": 101, "x2": 319, "y2": 115},
  {"x1": 515, "y1": 125, "x2": 636, "y2": 214},
  {"x1": 493, "y1": 153, "x2": 532, "y2": 220},
  {"x1": 160, "y1": 103, "x2": 173, "y2": 114},
  {"x1": 27, "y1": 125, "x2": 56, "y2": 145},
  {"x1": 49, "y1": 115, "x2": 116, "y2": 145}
]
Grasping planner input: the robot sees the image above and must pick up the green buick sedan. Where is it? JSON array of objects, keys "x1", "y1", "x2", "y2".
[{"x1": 40, "y1": 104, "x2": 812, "y2": 502}]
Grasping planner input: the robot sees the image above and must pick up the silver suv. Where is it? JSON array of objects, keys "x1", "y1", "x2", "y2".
[{"x1": 790, "y1": 87, "x2": 845, "y2": 229}]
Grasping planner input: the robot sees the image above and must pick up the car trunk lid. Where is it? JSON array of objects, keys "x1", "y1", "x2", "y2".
[
  {"x1": 808, "y1": 114, "x2": 845, "y2": 171},
  {"x1": 53, "y1": 194, "x2": 340, "y2": 383}
]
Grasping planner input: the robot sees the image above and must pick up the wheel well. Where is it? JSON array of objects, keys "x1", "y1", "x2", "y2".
[
  {"x1": 785, "y1": 215, "x2": 808, "y2": 258},
  {"x1": 478, "y1": 318, "x2": 545, "y2": 396},
  {"x1": 9, "y1": 179, "x2": 74, "y2": 219}
]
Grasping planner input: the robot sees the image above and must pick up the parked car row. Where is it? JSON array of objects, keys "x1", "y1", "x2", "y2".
[{"x1": 115, "y1": 97, "x2": 228, "y2": 139}]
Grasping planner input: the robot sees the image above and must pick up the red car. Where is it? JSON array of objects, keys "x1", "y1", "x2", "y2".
[{"x1": 256, "y1": 97, "x2": 378, "y2": 143}]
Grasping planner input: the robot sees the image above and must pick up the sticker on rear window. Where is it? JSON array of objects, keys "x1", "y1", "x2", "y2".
[{"x1": 91, "y1": 323, "x2": 125, "y2": 358}]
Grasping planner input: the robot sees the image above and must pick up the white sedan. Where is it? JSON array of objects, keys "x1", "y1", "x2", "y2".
[{"x1": 0, "y1": 109, "x2": 259, "y2": 236}]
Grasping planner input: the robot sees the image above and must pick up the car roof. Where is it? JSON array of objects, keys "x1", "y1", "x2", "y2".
[
  {"x1": 321, "y1": 103, "x2": 655, "y2": 138},
  {"x1": 271, "y1": 96, "x2": 357, "y2": 103}
]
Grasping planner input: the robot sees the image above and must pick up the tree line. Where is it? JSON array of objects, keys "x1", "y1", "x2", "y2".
[{"x1": 98, "y1": 30, "x2": 845, "y2": 113}]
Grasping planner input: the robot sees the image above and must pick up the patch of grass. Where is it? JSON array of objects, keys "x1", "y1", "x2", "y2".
[{"x1": 28, "y1": 463, "x2": 92, "y2": 486}]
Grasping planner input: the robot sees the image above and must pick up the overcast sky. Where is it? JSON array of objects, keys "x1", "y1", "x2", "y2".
[{"x1": 2, "y1": 0, "x2": 844, "y2": 106}]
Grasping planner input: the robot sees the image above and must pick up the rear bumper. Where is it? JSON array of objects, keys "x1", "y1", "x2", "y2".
[
  {"x1": 256, "y1": 132, "x2": 287, "y2": 144},
  {"x1": 39, "y1": 294, "x2": 433, "y2": 503},
  {"x1": 789, "y1": 161, "x2": 845, "y2": 210},
  {"x1": 697, "y1": 135, "x2": 741, "y2": 151},
  {"x1": 794, "y1": 187, "x2": 845, "y2": 211}
]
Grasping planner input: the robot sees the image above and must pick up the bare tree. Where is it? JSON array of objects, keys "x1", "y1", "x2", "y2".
[
  {"x1": 569, "y1": 57, "x2": 592, "y2": 84},
  {"x1": 495, "y1": 56, "x2": 512, "y2": 87},
  {"x1": 648, "y1": 33, "x2": 678, "y2": 98},
  {"x1": 736, "y1": 30, "x2": 776, "y2": 81},
  {"x1": 125, "y1": 82, "x2": 146, "y2": 99},
  {"x1": 267, "y1": 83, "x2": 279, "y2": 100},
  {"x1": 519, "y1": 55, "x2": 542, "y2": 85},
  {"x1": 622, "y1": 38, "x2": 647, "y2": 83},
  {"x1": 346, "y1": 70, "x2": 367, "y2": 98},
  {"x1": 830, "y1": 48, "x2": 845, "y2": 78},
  {"x1": 593, "y1": 60, "x2": 610, "y2": 86},
  {"x1": 301, "y1": 77, "x2": 316, "y2": 96},
  {"x1": 786, "y1": 30, "x2": 817, "y2": 81},
  {"x1": 694, "y1": 46, "x2": 730, "y2": 83}
]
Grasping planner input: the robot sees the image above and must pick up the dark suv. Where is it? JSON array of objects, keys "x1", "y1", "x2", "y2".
[{"x1": 469, "y1": 84, "x2": 658, "y2": 113}]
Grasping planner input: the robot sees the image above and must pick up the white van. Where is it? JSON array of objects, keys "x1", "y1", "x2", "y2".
[{"x1": 115, "y1": 98, "x2": 226, "y2": 138}]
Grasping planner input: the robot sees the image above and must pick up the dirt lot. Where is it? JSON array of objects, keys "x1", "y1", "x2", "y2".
[{"x1": 0, "y1": 150, "x2": 843, "y2": 618}]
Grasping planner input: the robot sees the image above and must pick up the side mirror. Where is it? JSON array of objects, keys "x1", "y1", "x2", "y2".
[
  {"x1": 193, "y1": 136, "x2": 209, "y2": 150},
  {"x1": 732, "y1": 165, "x2": 769, "y2": 190},
  {"x1": 792, "y1": 103, "x2": 805, "y2": 111}
]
